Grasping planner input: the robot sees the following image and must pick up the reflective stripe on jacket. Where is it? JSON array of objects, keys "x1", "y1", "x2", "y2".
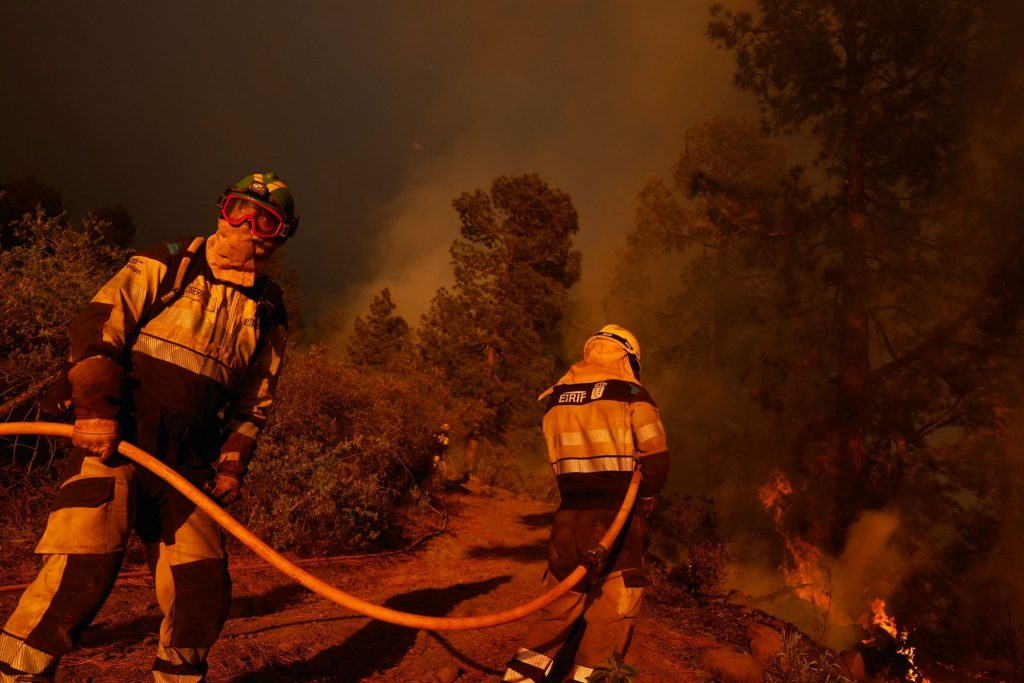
[{"x1": 68, "y1": 237, "x2": 287, "y2": 444}]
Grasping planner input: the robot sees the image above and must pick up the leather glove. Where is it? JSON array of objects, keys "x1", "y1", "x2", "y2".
[
  {"x1": 206, "y1": 431, "x2": 255, "y2": 506},
  {"x1": 72, "y1": 417, "x2": 120, "y2": 463},
  {"x1": 207, "y1": 468, "x2": 243, "y2": 506},
  {"x1": 68, "y1": 356, "x2": 124, "y2": 419}
]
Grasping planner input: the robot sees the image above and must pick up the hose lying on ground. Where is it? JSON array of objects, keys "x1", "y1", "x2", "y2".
[{"x1": 0, "y1": 421, "x2": 640, "y2": 631}]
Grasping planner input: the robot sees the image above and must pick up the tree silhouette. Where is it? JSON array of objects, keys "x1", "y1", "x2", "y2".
[
  {"x1": 419, "y1": 173, "x2": 581, "y2": 473},
  {"x1": 708, "y1": 0, "x2": 995, "y2": 545},
  {"x1": 347, "y1": 288, "x2": 410, "y2": 368}
]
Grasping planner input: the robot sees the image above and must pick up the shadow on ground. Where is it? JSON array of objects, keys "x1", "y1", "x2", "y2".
[
  {"x1": 519, "y1": 512, "x2": 554, "y2": 528},
  {"x1": 230, "y1": 575, "x2": 512, "y2": 682},
  {"x1": 464, "y1": 543, "x2": 549, "y2": 562},
  {"x1": 77, "y1": 583, "x2": 307, "y2": 648}
]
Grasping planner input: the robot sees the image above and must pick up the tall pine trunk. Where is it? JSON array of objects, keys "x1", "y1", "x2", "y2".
[{"x1": 829, "y1": 31, "x2": 872, "y2": 549}]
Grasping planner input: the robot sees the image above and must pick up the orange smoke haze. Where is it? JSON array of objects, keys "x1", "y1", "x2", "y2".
[{"x1": 346, "y1": 2, "x2": 756, "y2": 322}]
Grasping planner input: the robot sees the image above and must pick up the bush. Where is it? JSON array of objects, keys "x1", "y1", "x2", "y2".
[
  {"x1": 474, "y1": 425, "x2": 556, "y2": 499},
  {"x1": 240, "y1": 346, "x2": 455, "y2": 554},
  {"x1": 0, "y1": 211, "x2": 129, "y2": 421},
  {"x1": 646, "y1": 492, "x2": 731, "y2": 601},
  {"x1": 1, "y1": 211, "x2": 130, "y2": 571}
]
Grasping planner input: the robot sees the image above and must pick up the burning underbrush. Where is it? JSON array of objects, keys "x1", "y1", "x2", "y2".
[{"x1": 720, "y1": 469, "x2": 1024, "y2": 681}]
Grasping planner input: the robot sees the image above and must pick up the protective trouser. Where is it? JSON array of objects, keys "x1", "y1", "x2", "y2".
[
  {"x1": 502, "y1": 573, "x2": 643, "y2": 682},
  {"x1": 0, "y1": 452, "x2": 230, "y2": 683}
]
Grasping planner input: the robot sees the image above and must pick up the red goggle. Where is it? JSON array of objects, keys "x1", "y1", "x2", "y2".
[{"x1": 218, "y1": 193, "x2": 294, "y2": 240}]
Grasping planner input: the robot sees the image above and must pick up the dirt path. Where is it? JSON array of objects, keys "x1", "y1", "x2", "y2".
[{"x1": 0, "y1": 480, "x2": 721, "y2": 682}]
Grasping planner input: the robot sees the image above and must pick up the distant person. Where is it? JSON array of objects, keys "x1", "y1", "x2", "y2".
[
  {"x1": 434, "y1": 422, "x2": 450, "y2": 471},
  {"x1": 0, "y1": 171, "x2": 297, "y2": 683},
  {"x1": 502, "y1": 325, "x2": 670, "y2": 683}
]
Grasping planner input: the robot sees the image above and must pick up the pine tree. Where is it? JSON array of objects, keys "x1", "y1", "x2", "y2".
[
  {"x1": 347, "y1": 288, "x2": 410, "y2": 368},
  {"x1": 706, "y1": 0, "x2": 993, "y2": 544},
  {"x1": 419, "y1": 174, "x2": 581, "y2": 472}
]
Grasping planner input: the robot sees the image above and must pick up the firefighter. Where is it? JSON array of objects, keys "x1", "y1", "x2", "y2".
[
  {"x1": 502, "y1": 325, "x2": 670, "y2": 683},
  {"x1": 0, "y1": 171, "x2": 297, "y2": 683}
]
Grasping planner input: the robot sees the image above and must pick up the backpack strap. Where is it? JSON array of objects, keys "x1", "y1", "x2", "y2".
[
  {"x1": 157, "y1": 236, "x2": 206, "y2": 306},
  {"x1": 122, "y1": 236, "x2": 207, "y2": 364}
]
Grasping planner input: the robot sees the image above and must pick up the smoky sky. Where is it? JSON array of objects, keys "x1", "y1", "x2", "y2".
[{"x1": 1, "y1": 1, "x2": 755, "y2": 321}]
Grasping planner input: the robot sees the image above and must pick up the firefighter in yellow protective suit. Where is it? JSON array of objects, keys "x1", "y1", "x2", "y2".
[
  {"x1": 0, "y1": 171, "x2": 296, "y2": 683},
  {"x1": 503, "y1": 325, "x2": 670, "y2": 683}
]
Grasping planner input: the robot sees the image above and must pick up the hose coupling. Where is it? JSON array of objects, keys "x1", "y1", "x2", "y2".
[{"x1": 584, "y1": 544, "x2": 608, "y2": 569}]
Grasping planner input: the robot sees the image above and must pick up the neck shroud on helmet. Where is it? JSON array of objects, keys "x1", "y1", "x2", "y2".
[{"x1": 585, "y1": 324, "x2": 641, "y2": 380}]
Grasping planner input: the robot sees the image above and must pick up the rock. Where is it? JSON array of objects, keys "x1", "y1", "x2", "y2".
[
  {"x1": 746, "y1": 622, "x2": 784, "y2": 667},
  {"x1": 839, "y1": 650, "x2": 867, "y2": 681},
  {"x1": 433, "y1": 664, "x2": 460, "y2": 682},
  {"x1": 700, "y1": 647, "x2": 765, "y2": 683}
]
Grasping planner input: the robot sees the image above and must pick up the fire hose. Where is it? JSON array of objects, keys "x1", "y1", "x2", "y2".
[{"x1": 0, "y1": 422, "x2": 641, "y2": 631}]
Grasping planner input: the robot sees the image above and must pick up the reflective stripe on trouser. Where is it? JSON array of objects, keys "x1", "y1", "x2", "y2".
[
  {"x1": 152, "y1": 643, "x2": 211, "y2": 683},
  {"x1": 512, "y1": 573, "x2": 643, "y2": 674},
  {"x1": 0, "y1": 630, "x2": 59, "y2": 682},
  {"x1": 502, "y1": 647, "x2": 554, "y2": 682},
  {"x1": 0, "y1": 455, "x2": 229, "y2": 683},
  {"x1": 569, "y1": 664, "x2": 595, "y2": 682}
]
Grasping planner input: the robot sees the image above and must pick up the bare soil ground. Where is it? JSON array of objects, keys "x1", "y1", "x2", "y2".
[{"x1": 0, "y1": 480, "x2": 778, "y2": 682}]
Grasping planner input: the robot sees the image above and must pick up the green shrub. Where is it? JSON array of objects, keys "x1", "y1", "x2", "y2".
[
  {"x1": 1, "y1": 211, "x2": 129, "y2": 421},
  {"x1": 646, "y1": 492, "x2": 731, "y2": 601},
  {"x1": 240, "y1": 347, "x2": 454, "y2": 554},
  {"x1": 1, "y1": 211, "x2": 129, "y2": 571},
  {"x1": 475, "y1": 425, "x2": 556, "y2": 499}
]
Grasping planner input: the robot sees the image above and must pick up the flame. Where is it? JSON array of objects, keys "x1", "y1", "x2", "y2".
[
  {"x1": 758, "y1": 469, "x2": 793, "y2": 527},
  {"x1": 865, "y1": 599, "x2": 932, "y2": 682},
  {"x1": 870, "y1": 598, "x2": 898, "y2": 639},
  {"x1": 759, "y1": 471, "x2": 932, "y2": 681},
  {"x1": 758, "y1": 471, "x2": 834, "y2": 608}
]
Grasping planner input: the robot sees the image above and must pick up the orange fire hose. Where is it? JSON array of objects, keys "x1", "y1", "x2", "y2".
[{"x1": 0, "y1": 421, "x2": 641, "y2": 631}]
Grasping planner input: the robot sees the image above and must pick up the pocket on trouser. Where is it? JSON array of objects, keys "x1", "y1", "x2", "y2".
[
  {"x1": 35, "y1": 458, "x2": 133, "y2": 555},
  {"x1": 585, "y1": 576, "x2": 644, "y2": 624},
  {"x1": 159, "y1": 500, "x2": 226, "y2": 564},
  {"x1": 548, "y1": 510, "x2": 579, "y2": 580},
  {"x1": 575, "y1": 577, "x2": 645, "y2": 667}
]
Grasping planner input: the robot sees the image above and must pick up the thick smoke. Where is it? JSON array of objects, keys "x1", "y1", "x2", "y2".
[{"x1": 347, "y1": 2, "x2": 755, "y2": 321}]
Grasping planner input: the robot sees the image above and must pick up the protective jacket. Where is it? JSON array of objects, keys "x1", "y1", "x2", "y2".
[
  {"x1": 538, "y1": 340, "x2": 669, "y2": 587},
  {"x1": 69, "y1": 236, "x2": 287, "y2": 475},
  {"x1": 0, "y1": 237, "x2": 287, "y2": 683}
]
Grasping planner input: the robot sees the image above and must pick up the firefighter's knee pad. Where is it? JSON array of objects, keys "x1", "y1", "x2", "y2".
[{"x1": 159, "y1": 558, "x2": 231, "y2": 649}]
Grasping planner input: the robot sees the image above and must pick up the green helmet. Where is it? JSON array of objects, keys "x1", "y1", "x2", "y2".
[{"x1": 219, "y1": 170, "x2": 299, "y2": 239}]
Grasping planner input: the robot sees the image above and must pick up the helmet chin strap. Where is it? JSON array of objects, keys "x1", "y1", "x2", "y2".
[{"x1": 207, "y1": 221, "x2": 258, "y2": 287}]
